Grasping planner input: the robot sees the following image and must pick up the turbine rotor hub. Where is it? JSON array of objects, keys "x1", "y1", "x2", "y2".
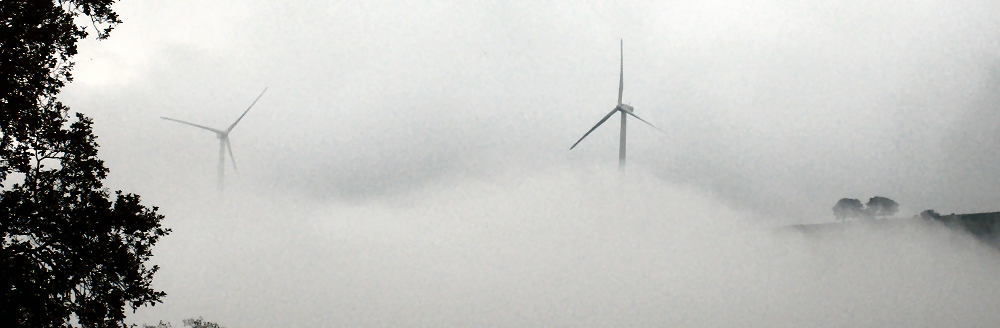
[{"x1": 618, "y1": 104, "x2": 634, "y2": 113}]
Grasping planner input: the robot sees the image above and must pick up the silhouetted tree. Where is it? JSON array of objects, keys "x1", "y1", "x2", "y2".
[
  {"x1": 832, "y1": 198, "x2": 864, "y2": 221},
  {"x1": 866, "y1": 196, "x2": 899, "y2": 218},
  {"x1": 182, "y1": 317, "x2": 225, "y2": 328},
  {"x1": 920, "y1": 209, "x2": 942, "y2": 220},
  {"x1": 1, "y1": 1, "x2": 170, "y2": 327}
]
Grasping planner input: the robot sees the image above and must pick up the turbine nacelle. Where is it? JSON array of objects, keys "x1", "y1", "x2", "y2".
[{"x1": 617, "y1": 104, "x2": 634, "y2": 113}]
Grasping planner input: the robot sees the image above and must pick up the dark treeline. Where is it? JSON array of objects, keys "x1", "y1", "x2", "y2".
[
  {"x1": 919, "y1": 210, "x2": 1000, "y2": 247},
  {"x1": 820, "y1": 194, "x2": 1000, "y2": 248}
]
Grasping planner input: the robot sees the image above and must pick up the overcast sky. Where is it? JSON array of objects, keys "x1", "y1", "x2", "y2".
[{"x1": 55, "y1": 0, "x2": 1000, "y2": 326}]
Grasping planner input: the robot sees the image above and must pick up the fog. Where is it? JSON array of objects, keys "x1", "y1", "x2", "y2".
[
  {"x1": 47, "y1": 0, "x2": 1000, "y2": 326},
  {"x1": 61, "y1": 0, "x2": 1000, "y2": 221},
  {"x1": 126, "y1": 165, "x2": 1000, "y2": 327}
]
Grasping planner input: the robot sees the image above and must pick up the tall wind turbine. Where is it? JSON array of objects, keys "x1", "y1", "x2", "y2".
[
  {"x1": 161, "y1": 88, "x2": 267, "y2": 190},
  {"x1": 570, "y1": 40, "x2": 663, "y2": 169}
]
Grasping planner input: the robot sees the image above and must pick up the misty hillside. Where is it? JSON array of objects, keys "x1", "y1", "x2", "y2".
[{"x1": 788, "y1": 212, "x2": 1000, "y2": 248}]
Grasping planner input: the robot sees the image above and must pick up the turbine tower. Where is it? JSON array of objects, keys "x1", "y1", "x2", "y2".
[
  {"x1": 161, "y1": 88, "x2": 267, "y2": 190},
  {"x1": 570, "y1": 40, "x2": 663, "y2": 169}
]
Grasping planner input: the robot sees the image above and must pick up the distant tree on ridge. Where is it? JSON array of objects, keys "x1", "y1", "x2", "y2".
[
  {"x1": 832, "y1": 198, "x2": 865, "y2": 221},
  {"x1": 920, "y1": 209, "x2": 942, "y2": 220},
  {"x1": 866, "y1": 196, "x2": 899, "y2": 218}
]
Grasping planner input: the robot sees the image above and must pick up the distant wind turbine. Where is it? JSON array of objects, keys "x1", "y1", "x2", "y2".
[
  {"x1": 570, "y1": 39, "x2": 664, "y2": 169},
  {"x1": 161, "y1": 88, "x2": 267, "y2": 190}
]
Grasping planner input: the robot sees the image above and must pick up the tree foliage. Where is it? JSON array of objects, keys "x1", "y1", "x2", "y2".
[
  {"x1": 832, "y1": 198, "x2": 864, "y2": 221},
  {"x1": 866, "y1": 196, "x2": 899, "y2": 217},
  {"x1": 1, "y1": 1, "x2": 170, "y2": 327},
  {"x1": 832, "y1": 196, "x2": 900, "y2": 221},
  {"x1": 182, "y1": 317, "x2": 226, "y2": 328},
  {"x1": 920, "y1": 209, "x2": 942, "y2": 220}
]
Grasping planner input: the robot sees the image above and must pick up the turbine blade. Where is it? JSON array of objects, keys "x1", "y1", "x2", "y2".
[
  {"x1": 624, "y1": 110, "x2": 666, "y2": 134},
  {"x1": 161, "y1": 117, "x2": 224, "y2": 134},
  {"x1": 618, "y1": 39, "x2": 624, "y2": 106},
  {"x1": 227, "y1": 87, "x2": 268, "y2": 133},
  {"x1": 570, "y1": 108, "x2": 620, "y2": 150},
  {"x1": 226, "y1": 138, "x2": 238, "y2": 174}
]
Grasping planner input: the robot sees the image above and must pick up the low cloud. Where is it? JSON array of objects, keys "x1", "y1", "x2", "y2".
[{"x1": 130, "y1": 164, "x2": 1000, "y2": 327}]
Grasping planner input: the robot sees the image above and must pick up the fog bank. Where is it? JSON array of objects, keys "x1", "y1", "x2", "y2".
[{"x1": 129, "y1": 165, "x2": 1000, "y2": 327}]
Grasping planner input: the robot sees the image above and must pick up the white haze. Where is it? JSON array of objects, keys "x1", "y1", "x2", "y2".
[
  {"x1": 43, "y1": 0, "x2": 1000, "y2": 326},
  {"x1": 60, "y1": 0, "x2": 1000, "y2": 222},
  {"x1": 127, "y1": 165, "x2": 1000, "y2": 327}
]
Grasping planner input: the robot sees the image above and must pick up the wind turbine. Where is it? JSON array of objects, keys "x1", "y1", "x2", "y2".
[
  {"x1": 570, "y1": 39, "x2": 663, "y2": 169},
  {"x1": 161, "y1": 88, "x2": 267, "y2": 190}
]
